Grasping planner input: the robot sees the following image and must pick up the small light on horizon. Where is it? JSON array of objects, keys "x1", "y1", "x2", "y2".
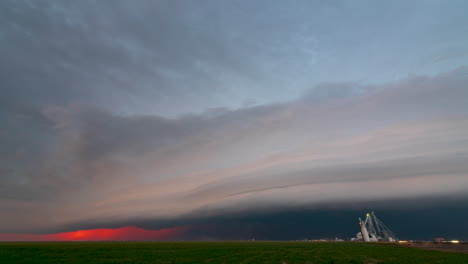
[{"x1": 450, "y1": 240, "x2": 460, "y2": 244}]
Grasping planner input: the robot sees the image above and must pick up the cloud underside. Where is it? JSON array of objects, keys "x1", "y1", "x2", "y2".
[{"x1": 1, "y1": 68, "x2": 468, "y2": 232}]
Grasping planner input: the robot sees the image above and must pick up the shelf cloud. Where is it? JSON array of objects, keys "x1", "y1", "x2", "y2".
[
  {"x1": 2, "y1": 68, "x2": 468, "y2": 233},
  {"x1": 1, "y1": 0, "x2": 467, "y2": 239}
]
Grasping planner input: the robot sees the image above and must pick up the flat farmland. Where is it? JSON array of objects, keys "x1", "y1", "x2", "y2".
[{"x1": 1, "y1": 241, "x2": 467, "y2": 264}]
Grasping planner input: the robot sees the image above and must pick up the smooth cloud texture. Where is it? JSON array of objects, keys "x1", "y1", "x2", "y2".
[{"x1": 1, "y1": 68, "x2": 467, "y2": 232}]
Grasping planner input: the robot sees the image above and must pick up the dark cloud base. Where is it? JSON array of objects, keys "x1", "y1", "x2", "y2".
[{"x1": 60, "y1": 194, "x2": 468, "y2": 241}]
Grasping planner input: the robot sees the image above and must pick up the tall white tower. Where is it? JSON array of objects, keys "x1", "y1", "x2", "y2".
[{"x1": 359, "y1": 216, "x2": 370, "y2": 242}]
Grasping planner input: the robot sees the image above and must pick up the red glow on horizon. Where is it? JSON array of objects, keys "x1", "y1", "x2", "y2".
[{"x1": 0, "y1": 226, "x2": 191, "y2": 241}]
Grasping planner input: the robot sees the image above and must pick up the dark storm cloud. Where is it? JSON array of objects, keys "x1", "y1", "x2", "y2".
[
  {"x1": 59, "y1": 195, "x2": 468, "y2": 241},
  {"x1": 1, "y1": 68, "x2": 468, "y2": 233}
]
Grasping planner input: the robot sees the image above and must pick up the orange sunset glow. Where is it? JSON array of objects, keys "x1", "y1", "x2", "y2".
[{"x1": 0, "y1": 226, "x2": 191, "y2": 241}]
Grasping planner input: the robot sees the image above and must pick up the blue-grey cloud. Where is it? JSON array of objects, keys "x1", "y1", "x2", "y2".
[{"x1": 2, "y1": 0, "x2": 468, "y2": 117}]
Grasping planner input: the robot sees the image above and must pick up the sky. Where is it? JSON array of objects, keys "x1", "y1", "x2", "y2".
[{"x1": 1, "y1": 0, "x2": 468, "y2": 241}]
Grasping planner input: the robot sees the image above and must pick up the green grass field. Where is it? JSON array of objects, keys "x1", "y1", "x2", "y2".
[{"x1": 1, "y1": 242, "x2": 467, "y2": 264}]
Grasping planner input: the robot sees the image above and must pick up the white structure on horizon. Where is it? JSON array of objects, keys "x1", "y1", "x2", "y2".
[{"x1": 358, "y1": 212, "x2": 397, "y2": 242}]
